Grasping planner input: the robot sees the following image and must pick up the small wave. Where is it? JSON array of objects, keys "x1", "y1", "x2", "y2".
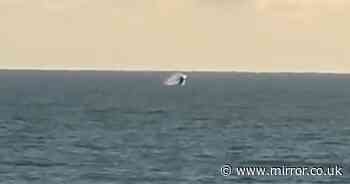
[
  {"x1": 73, "y1": 143, "x2": 109, "y2": 151},
  {"x1": 146, "y1": 109, "x2": 167, "y2": 114},
  {"x1": 321, "y1": 141, "x2": 347, "y2": 146},
  {"x1": 1, "y1": 160, "x2": 67, "y2": 167},
  {"x1": 239, "y1": 160, "x2": 340, "y2": 167},
  {"x1": 121, "y1": 108, "x2": 168, "y2": 115},
  {"x1": 284, "y1": 117, "x2": 314, "y2": 123},
  {"x1": 191, "y1": 117, "x2": 211, "y2": 121},
  {"x1": 193, "y1": 153, "x2": 216, "y2": 159},
  {"x1": 85, "y1": 107, "x2": 119, "y2": 113},
  {"x1": 228, "y1": 145, "x2": 254, "y2": 152}
]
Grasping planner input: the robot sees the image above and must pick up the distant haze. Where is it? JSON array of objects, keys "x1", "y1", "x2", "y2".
[{"x1": 1, "y1": 0, "x2": 350, "y2": 73}]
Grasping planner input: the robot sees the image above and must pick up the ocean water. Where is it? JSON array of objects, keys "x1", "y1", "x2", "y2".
[{"x1": 0, "y1": 71, "x2": 349, "y2": 184}]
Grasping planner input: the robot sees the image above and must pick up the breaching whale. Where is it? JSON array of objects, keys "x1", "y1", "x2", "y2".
[{"x1": 164, "y1": 73, "x2": 187, "y2": 86}]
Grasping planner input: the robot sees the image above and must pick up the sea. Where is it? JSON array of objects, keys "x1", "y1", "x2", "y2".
[{"x1": 0, "y1": 70, "x2": 349, "y2": 184}]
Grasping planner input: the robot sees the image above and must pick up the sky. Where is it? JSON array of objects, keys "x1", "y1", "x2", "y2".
[{"x1": 1, "y1": 0, "x2": 350, "y2": 73}]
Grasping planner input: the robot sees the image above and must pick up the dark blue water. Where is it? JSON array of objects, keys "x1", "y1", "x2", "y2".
[{"x1": 0, "y1": 71, "x2": 349, "y2": 183}]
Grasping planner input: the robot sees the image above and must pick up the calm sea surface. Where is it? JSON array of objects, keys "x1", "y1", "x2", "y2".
[{"x1": 0, "y1": 71, "x2": 349, "y2": 184}]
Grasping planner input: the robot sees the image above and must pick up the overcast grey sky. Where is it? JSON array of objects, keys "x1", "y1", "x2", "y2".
[{"x1": 1, "y1": 0, "x2": 349, "y2": 72}]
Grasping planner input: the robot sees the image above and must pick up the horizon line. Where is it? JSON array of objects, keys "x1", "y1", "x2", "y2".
[{"x1": 0, "y1": 67, "x2": 350, "y2": 75}]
